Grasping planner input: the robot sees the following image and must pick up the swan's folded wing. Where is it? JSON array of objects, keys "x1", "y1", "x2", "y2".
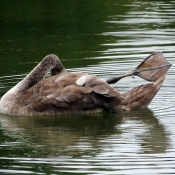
[{"x1": 28, "y1": 73, "x2": 126, "y2": 112}]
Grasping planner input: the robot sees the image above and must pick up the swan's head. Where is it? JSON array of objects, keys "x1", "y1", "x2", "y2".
[{"x1": 43, "y1": 54, "x2": 66, "y2": 76}]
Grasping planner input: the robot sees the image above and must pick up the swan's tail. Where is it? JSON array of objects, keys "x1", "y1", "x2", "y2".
[{"x1": 121, "y1": 74, "x2": 165, "y2": 109}]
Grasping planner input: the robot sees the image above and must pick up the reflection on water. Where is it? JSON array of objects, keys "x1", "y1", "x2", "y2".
[
  {"x1": 0, "y1": 109, "x2": 170, "y2": 174},
  {"x1": 0, "y1": 0, "x2": 175, "y2": 174},
  {"x1": 0, "y1": 109, "x2": 168, "y2": 154}
]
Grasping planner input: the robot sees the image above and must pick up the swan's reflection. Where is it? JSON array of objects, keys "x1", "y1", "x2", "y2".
[
  {"x1": 116, "y1": 109, "x2": 170, "y2": 154},
  {"x1": 0, "y1": 109, "x2": 170, "y2": 157}
]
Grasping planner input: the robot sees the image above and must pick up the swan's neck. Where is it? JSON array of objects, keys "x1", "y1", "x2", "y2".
[{"x1": 6, "y1": 54, "x2": 66, "y2": 94}]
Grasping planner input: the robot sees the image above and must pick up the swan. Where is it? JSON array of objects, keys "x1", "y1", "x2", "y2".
[{"x1": 0, "y1": 54, "x2": 169, "y2": 116}]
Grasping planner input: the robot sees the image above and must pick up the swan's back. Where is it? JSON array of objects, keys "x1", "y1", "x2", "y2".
[{"x1": 6, "y1": 72, "x2": 127, "y2": 116}]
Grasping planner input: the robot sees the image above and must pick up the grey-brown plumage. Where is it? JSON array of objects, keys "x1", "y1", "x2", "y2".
[{"x1": 0, "y1": 54, "x2": 168, "y2": 116}]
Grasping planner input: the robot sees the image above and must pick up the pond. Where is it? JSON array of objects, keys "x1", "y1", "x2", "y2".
[{"x1": 0, "y1": 0, "x2": 175, "y2": 174}]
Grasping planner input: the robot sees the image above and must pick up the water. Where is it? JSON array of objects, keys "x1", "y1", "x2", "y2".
[{"x1": 0, "y1": 0, "x2": 175, "y2": 174}]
